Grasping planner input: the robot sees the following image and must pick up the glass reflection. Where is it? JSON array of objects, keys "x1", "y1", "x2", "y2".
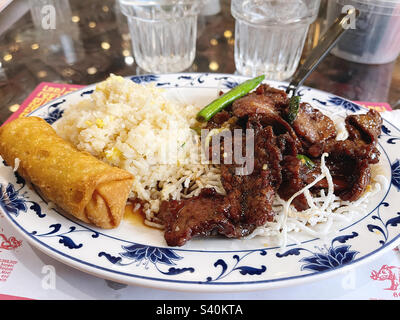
[{"x1": 29, "y1": 0, "x2": 84, "y2": 66}]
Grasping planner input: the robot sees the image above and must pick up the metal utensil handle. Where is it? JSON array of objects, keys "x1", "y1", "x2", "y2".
[{"x1": 286, "y1": 8, "x2": 359, "y2": 96}]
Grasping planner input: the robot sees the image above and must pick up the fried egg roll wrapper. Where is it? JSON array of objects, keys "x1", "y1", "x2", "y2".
[{"x1": 0, "y1": 117, "x2": 134, "y2": 229}]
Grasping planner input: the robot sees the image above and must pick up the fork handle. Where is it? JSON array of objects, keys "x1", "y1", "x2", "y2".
[{"x1": 286, "y1": 8, "x2": 359, "y2": 96}]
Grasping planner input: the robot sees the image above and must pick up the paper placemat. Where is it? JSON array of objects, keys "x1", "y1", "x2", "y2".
[{"x1": 2, "y1": 83, "x2": 83, "y2": 126}]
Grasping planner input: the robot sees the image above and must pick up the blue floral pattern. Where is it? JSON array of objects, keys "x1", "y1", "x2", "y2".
[
  {"x1": 31, "y1": 224, "x2": 99, "y2": 249},
  {"x1": 99, "y1": 244, "x2": 194, "y2": 276},
  {"x1": 119, "y1": 244, "x2": 182, "y2": 266},
  {"x1": 378, "y1": 124, "x2": 400, "y2": 145},
  {"x1": 312, "y1": 96, "x2": 362, "y2": 113},
  {"x1": 214, "y1": 76, "x2": 240, "y2": 89},
  {"x1": 0, "y1": 183, "x2": 27, "y2": 216},
  {"x1": 326, "y1": 96, "x2": 361, "y2": 112},
  {"x1": 80, "y1": 89, "x2": 94, "y2": 97},
  {"x1": 175, "y1": 74, "x2": 207, "y2": 87},
  {"x1": 0, "y1": 183, "x2": 44, "y2": 218},
  {"x1": 43, "y1": 100, "x2": 65, "y2": 124},
  {"x1": 300, "y1": 241, "x2": 359, "y2": 272},
  {"x1": 276, "y1": 233, "x2": 359, "y2": 272},
  {"x1": 367, "y1": 201, "x2": 400, "y2": 246},
  {"x1": 206, "y1": 250, "x2": 267, "y2": 282},
  {"x1": 391, "y1": 159, "x2": 400, "y2": 191},
  {"x1": 130, "y1": 74, "x2": 159, "y2": 84}
]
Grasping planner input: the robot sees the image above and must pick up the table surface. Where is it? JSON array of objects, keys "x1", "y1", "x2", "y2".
[
  {"x1": 1, "y1": 0, "x2": 400, "y2": 301},
  {"x1": 0, "y1": 0, "x2": 399, "y2": 125}
]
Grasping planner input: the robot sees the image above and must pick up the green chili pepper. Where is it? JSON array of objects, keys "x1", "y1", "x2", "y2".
[
  {"x1": 196, "y1": 75, "x2": 265, "y2": 122},
  {"x1": 287, "y1": 95, "x2": 301, "y2": 124},
  {"x1": 297, "y1": 154, "x2": 316, "y2": 169}
]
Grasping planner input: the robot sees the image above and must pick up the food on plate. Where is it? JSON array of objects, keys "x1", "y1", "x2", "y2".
[
  {"x1": 156, "y1": 83, "x2": 384, "y2": 246},
  {"x1": 52, "y1": 75, "x2": 385, "y2": 247},
  {"x1": 196, "y1": 75, "x2": 265, "y2": 122},
  {"x1": 53, "y1": 74, "x2": 225, "y2": 226},
  {"x1": 0, "y1": 116, "x2": 134, "y2": 229}
]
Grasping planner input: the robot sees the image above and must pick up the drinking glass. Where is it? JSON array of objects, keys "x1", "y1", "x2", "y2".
[
  {"x1": 232, "y1": 0, "x2": 321, "y2": 81},
  {"x1": 327, "y1": 0, "x2": 400, "y2": 65},
  {"x1": 119, "y1": 0, "x2": 204, "y2": 73}
]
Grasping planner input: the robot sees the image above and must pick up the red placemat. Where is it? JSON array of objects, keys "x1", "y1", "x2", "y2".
[
  {"x1": 354, "y1": 101, "x2": 392, "y2": 112},
  {"x1": 3, "y1": 82, "x2": 84, "y2": 126}
]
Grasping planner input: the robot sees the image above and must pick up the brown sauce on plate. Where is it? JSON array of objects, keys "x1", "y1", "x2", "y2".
[{"x1": 123, "y1": 203, "x2": 146, "y2": 227}]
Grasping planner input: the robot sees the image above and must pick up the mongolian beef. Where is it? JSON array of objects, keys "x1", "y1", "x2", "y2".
[{"x1": 156, "y1": 84, "x2": 383, "y2": 247}]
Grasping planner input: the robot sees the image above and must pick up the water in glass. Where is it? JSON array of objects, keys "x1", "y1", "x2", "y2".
[
  {"x1": 119, "y1": 0, "x2": 201, "y2": 73},
  {"x1": 232, "y1": 0, "x2": 320, "y2": 81}
]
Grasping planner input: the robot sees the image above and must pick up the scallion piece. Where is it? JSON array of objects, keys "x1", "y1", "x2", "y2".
[
  {"x1": 297, "y1": 154, "x2": 316, "y2": 169},
  {"x1": 287, "y1": 95, "x2": 301, "y2": 124}
]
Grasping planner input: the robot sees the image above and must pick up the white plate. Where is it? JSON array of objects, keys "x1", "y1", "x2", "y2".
[{"x1": 1, "y1": 73, "x2": 400, "y2": 292}]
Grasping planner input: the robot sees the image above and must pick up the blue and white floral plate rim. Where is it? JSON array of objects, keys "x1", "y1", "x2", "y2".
[{"x1": 1, "y1": 72, "x2": 400, "y2": 292}]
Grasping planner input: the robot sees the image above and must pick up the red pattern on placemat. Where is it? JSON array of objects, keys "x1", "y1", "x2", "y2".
[
  {"x1": 2, "y1": 82, "x2": 84, "y2": 126},
  {"x1": 371, "y1": 264, "x2": 400, "y2": 298},
  {"x1": 353, "y1": 101, "x2": 392, "y2": 112},
  {"x1": 0, "y1": 233, "x2": 22, "y2": 251},
  {"x1": 0, "y1": 293, "x2": 32, "y2": 300}
]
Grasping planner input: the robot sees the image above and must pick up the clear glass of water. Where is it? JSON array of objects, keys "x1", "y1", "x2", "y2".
[
  {"x1": 232, "y1": 0, "x2": 321, "y2": 81},
  {"x1": 119, "y1": 0, "x2": 204, "y2": 73}
]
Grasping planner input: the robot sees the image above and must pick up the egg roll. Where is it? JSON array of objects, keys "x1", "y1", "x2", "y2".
[{"x1": 0, "y1": 116, "x2": 134, "y2": 229}]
